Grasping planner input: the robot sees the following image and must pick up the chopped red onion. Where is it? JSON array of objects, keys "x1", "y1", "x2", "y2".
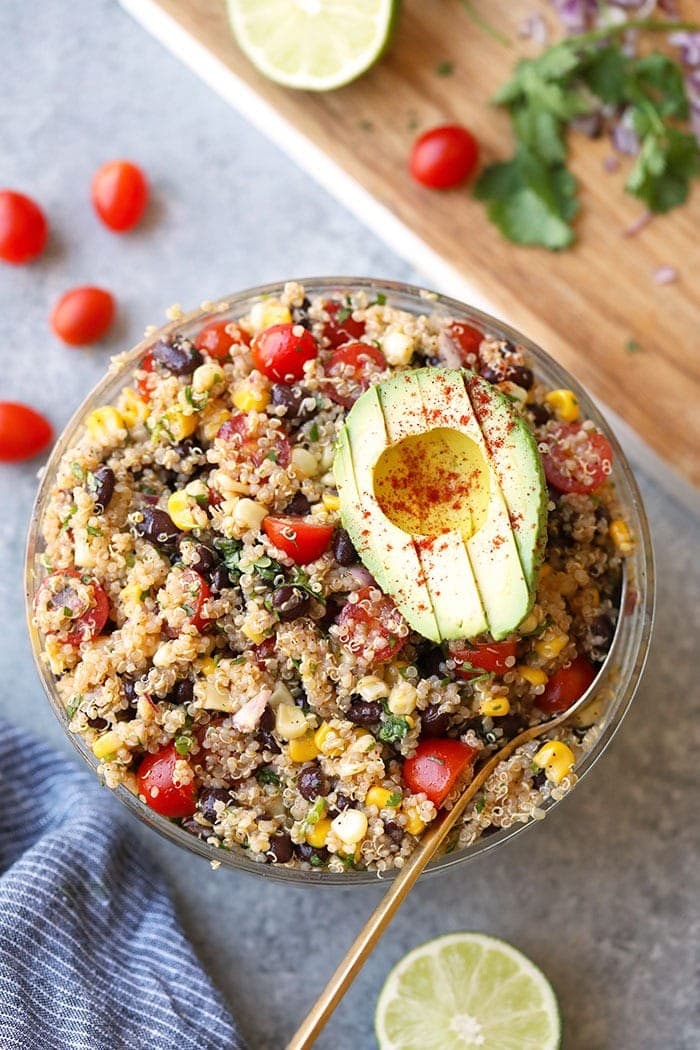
[
  {"x1": 519, "y1": 13, "x2": 550, "y2": 46},
  {"x1": 603, "y1": 154, "x2": 621, "y2": 173},
  {"x1": 623, "y1": 210, "x2": 653, "y2": 237},
  {"x1": 611, "y1": 111, "x2": 640, "y2": 155},
  {"x1": 669, "y1": 32, "x2": 700, "y2": 68},
  {"x1": 549, "y1": 0, "x2": 599, "y2": 33},
  {"x1": 653, "y1": 265, "x2": 678, "y2": 285}
]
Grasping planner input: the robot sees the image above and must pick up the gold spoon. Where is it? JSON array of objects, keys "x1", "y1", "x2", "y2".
[{"x1": 286, "y1": 682, "x2": 599, "y2": 1049}]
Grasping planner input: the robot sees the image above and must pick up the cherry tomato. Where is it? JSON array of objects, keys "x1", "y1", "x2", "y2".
[
  {"x1": 542, "y1": 422, "x2": 614, "y2": 495},
  {"x1": 194, "y1": 319, "x2": 249, "y2": 360},
  {"x1": 409, "y1": 125, "x2": 480, "y2": 189},
  {"x1": 335, "y1": 586, "x2": 407, "y2": 664},
  {"x1": 449, "y1": 639, "x2": 517, "y2": 677},
  {"x1": 322, "y1": 300, "x2": 366, "y2": 349},
  {"x1": 91, "y1": 160, "x2": 148, "y2": 232},
  {"x1": 50, "y1": 286, "x2": 115, "y2": 346},
  {"x1": 135, "y1": 351, "x2": 156, "y2": 400},
  {"x1": 447, "y1": 321, "x2": 483, "y2": 362},
  {"x1": 35, "y1": 569, "x2": 109, "y2": 646},
  {"x1": 0, "y1": 190, "x2": 48, "y2": 264},
  {"x1": 251, "y1": 323, "x2": 318, "y2": 382},
  {"x1": 328, "y1": 341, "x2": 386, "y2": 380},
  {"x1": 403, "y1": 738, "x2": 477, "y2": 808},
  {"x1": 538, "y1": 654, "x2": 597, "y2": 714},
  {"x1": 180, "y1": 569, "x2": 211, "y2": 632},
  {"x1": 263, "y1": 516, "x2": 334, "y2": 565},
  {"x1": 0, "y1": 402, "x2": 52, "y2": 462},
  {"x1": 137, "y1": 743, "x2": 196, "y2": 818},
  {"x1": 217, "y1": 412, "x2": 290, "y2": 468}
]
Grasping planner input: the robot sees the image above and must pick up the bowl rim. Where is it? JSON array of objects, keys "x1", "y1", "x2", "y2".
[{"x1": 24, "y1": 275, "x2": 655, "y2": 886}]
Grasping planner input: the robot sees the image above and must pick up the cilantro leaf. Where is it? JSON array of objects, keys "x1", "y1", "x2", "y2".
[
  {"x1": 626, "y1": 127, "x2": 699, "y2": 212},
  {"x1": 378, "y1": 715, "x2": 410, "y2": 743}
]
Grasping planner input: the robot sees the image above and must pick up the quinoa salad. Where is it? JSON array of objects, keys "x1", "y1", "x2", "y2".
[{"x1": 32, "y1": 281, "x2": 634, "y2": 875}]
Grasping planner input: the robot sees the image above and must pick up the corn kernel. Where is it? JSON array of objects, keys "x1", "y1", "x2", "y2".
[
  {"x1": 331, "y1": 808, "x2": 368, "y2": 846},
  {"x1": 241, "y1": 624, "x2": 266, "y2": 645},
  {"x1": 162, "y1": 408, "x2": 198, "y2": 441},
  {"x1": 356, "y1": 675, "x2": 389, "y2": 702},
  {"x1": 288, "y1": 732, "x2": 320, "y2": 763},
  {"x1": 533, "y1": 740, "x2": 575, "y2": 785},
  {"x1": 92, "y1": 731, "x2": 121, "y2": 760},
  {"x1": 405, "y1": 811, "x2": 425, "y2": 836},
  {"x1": 314, "y1": 721, "x2": 345, "y2": 757},
  {"x1": 518, "y1": 665, "x2": 549, "y2": 688},
  {"x1": 118, "y1": 388, "x2": 149, "y2": 427},
  {"x1": 366, "y1": 786, "x2": 394, "y2": 809},
  {"x1": 519, "y1": 611, "x2": 539, "y2": 635},
  {"x1": 609, "y1": 519, "x2": 633, "y2": 555},
  {"x1": 291, "y1": 447, "x2": 318, "y2": 478},
  {"x1": 233, "y1": 498, "x2": 268, "y2": 532},
  {"x1": 199, "y1": 657, "x2": 218, "y2": 676},
  {"x1": 544, "y1": 388, "x2": 580, "y2": 422},
  {"x1": 535, "y1": 633, "x2": 569, "y2": 661},
  {"x1": 86, "y1": 406, "x2": 126, "y2": 444},
  {"x1": 167, "y1": 489, "x2": 207, "y2": 531},
  {"x1": 382, "y1": 331, "x2": 414, "y2": 366},
  {"x1": 275, "y1": 703, "x2": 308, "y2": 741},
  {"x1": 232, "y1": 384, "x2": 270, "y2": 412},
  {"x1": 199, "y1": 402, "x2": 231, "y2": 442},
  {"x1": 249, "y1": 299, "x2": 292, "y2": 332},
  {"x1": 322, "y1": 493, "x2": 340, "y2": 512},
  {"x1": 479, "y1": 696, "x2": 511, "y2": 717},
  {"x1": 388, "y1": 680, "x2": 418, "y2": 716},
  {"x1": 306, "y1": 818, "x2": 331, "y2": 848},
  {"x1": 192, "y1": 363, "x2": 224, "y2": 395}
]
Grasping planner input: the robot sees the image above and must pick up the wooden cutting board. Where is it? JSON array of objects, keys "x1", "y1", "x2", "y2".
[{"x1": 120, "y1": 0, "x2": 700, "y2": 489}]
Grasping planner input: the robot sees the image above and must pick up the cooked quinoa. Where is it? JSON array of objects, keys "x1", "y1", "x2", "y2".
[{"x1": 32, "y1": 281, "x2": 631, "y2": 875}]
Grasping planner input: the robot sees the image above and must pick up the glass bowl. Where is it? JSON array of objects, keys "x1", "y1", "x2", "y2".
[{"x1": 25, "y1": 277, "x2": 654, "y2": 885}]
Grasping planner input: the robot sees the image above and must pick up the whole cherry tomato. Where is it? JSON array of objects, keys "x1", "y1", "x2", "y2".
[
  {"x1": 403, "y1": 738, "x2": 477, "y2": 807},
  {"x1": 541, "y1": 422, "x2": 614, "y2": 495},
  {"x1": 538, "y1": 654, "x2": 597, "y2": 714},
  {"x1": 51, "y1": 286, "x2": 115, "y2": 345},
  {"x1": 322, "y1": 300, "x2": 366, "y2": 349},
  {"x1": 409, "y1": 125, "x2": 480, "y2": 189},
  {"x1": 449, "y1": 639, "x2": 517, "y2": 677},
  {"x1": 137, "y1": 743, "x2": 197, "y2": 818},
  {"x1": 0, "y1": 190, "x2": 48, "y2": 264},
  {"x1": 195, "y1": 319, "x2": 250, "y2": 360},
  {"x1": 91, "y1": 160, "x2": 148, "y2": 232},
  {"x1": 263, "y1": 516, "x2": 334, "y2": 565},
  {"x1": 335, "y1": 586, "x2": 407, "y2": 664},
  {"x1": 251, "y1": 323, "x2": 318, "y2": 382},
  {"x1": 0, "y1": 402, "x2": 52, "y2": 461}
]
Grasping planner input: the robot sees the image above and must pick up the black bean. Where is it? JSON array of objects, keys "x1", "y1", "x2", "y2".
[
  {"x1": 595, "y1": 503, "x2": 611, "y2": 525},
  {"x1": 267, "y1": 832, "x2": 294, "y2": 864},
  {"x1": 501, "y1": 340, "x2": 518, "y2": 356},
  {"x1": 384, "y1": 821, "x2": 404, "y2": 845},
  {"x1": 121, "y1": 678, "x2": 139, "y2": 705},
  {"x1": 133, "y1": 507, "x2": 182, "y2": 552},
  {"x1": 503, "y1": 364, "x2": 534, "y2": 391},
  {"x1": 87, "y1": 715, "x2": 108, "y2": 730},
  {"x1": 420, "y1": 704, "x2": 450, "y2": 738},
  {"x1": 529, "y1": 403, "x2": 551, "y2": 428},
  {"x1": 270, "y1": 384, "x2": 315, "y2": 423},
  {"x1": 332, "y1": 528, "x2": 356, "y2": 566},
  {"x1": 532, "y1": 770, "x2": 547, "y2": 790},
  {"x1": 416, "y1": 646, "x2": 444, "y2": 679},
  {"x1": 166, "y1": 678, "x2": 194, "y2": 706},
  {"x1": 480, "y1": 365, "x2": 502, "y2": 385},
  {"x1": 463, "y1": 717, "x2": 488, "y2": 741},
  {"x1": 271, "y1": 585, "x2": 311, "y2": 622},
  {"x1": 209, "y1": 564, "x2": 234, "y2": 593},
  {"x1": 188, "y1": 543, "x2": 220, "y2": 576},
  {"x1": 292, "y1": 297, "x2": 312, "y2": 330},
  {"x1": 297, "y1": 762, "x2": 331, "y2": 801},
  {"x1": 317, "y1": 594, "x2": 345, "y2": 632},
  {"x1": 424, "y1": 355, "x2": 442, "y2": 367},
  {"x1": 197, "y1": 787, "x2": 232, "y2": 824},
  {"x1": 590, "y1": 613, "x2": 614, "y2": 649},
  {"x1": 497, "y1": 715, "x2": 526, "y2": 741},
  {"x1": 347, "y1": 698, "x2": 382, "y2": 727},
  {"x1": 259, "y1": 704, "x2": 275, "y2": 733},
  {"x1": 295, "y1": 842, "x2": 328, "y2": 865},
  {"x1": 283, "y1": 492, "x2": 312, "y2": 516},
  {"x1": 151, "y1": 335, "x2": 203, "y2": 376},
  {"x1": 180, "y1": 815, "x2": 210, "y2": 840},
  {"x1": 258, "y1": 731, "x2": 281, "y2": 756},
  {"x1": 333, "y1": 793, "x2": 355, "y2": 812},
  {"x1": 89, "y1": 466, "x2": 115, "y2": 513},
  {"x1": 482, "y1": 824, "x2": 500, "y2": 837}
]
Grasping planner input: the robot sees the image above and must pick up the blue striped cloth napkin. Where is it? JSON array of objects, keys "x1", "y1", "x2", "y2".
[{"x1": 0, "y1": 720, "x2": 246, "y2": 1050}]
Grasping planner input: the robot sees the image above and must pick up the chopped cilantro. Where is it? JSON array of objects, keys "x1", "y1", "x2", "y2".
[
  {"x1": 436, "y1": 60, "x2": 454, "y2": 77},
  {"x1": 305, "y1": 797, "x2": 327, "y2": 827},
  {"x1": 59, "y1": 505, "x2": 78, "y2": 532},
  {"x1": 387, "y1": 791, "x2": 402, "y2": 807},
  {"x1": 86, "y1": 526, "x2": 102, "y2": 538},
  {"x1": 174, "y1": 734, "x2": 194, "y2": 755},
  {"x1": 266, "y1": 450, "x2": 279, "y2": 463},
  {"x1": 124, "y1": 552, "x2": 136, "y2": 568},
  {"x1": 214, "y1": 537, "x2": 244, "y2": 581},
  {"x1": 71, "y1": 462, "x2": 85, "y2": 481},
  {"x1": 336, "y1": 307, "x2": 352, "y2": 324},
  {"x1": 378, "y1": 715, "x2": 410, "y2": 743},
  {"x1": 65, "y1": 695, "x2": 82, "y2": 719},
  {"x1": 309, "y1": 853, "x2": 325, "y2": 867},
  {"x1": 256, "y1": 766, "x2": 280, "y2": 786},
  {"x1": 62, "y1": 607, "x2": 72, "y2": 618},
  {"x1": 475, "y1": 794, "x2": 486, "y2": 814},
  {"x1": 308, "y1": 422, "x2": 319, "y2": 442},
  {"x1": 625, "y1": 338, "x2": 645, "y2": 354}
]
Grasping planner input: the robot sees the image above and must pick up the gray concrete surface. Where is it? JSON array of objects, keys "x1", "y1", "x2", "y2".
[{"x1": 1, "y1": 2, "x2": 698, "y2": 1047}]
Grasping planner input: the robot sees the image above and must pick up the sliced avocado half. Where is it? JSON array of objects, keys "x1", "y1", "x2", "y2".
[{"x1": 334, "y1": 367, "x2": 547, "y2": 643}]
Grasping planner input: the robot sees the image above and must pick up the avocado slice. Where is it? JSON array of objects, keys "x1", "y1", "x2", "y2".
[{"x1": 334, "y1": 367, "x2": 547, "y2": 643}]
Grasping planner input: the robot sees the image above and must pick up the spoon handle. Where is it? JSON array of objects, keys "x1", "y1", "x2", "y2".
[{"x1": 286, "y1": 722, "x2": 549, "y2": 1049}]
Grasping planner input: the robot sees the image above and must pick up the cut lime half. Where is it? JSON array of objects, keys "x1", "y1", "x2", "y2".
[
  {"x1": 375, "y1": 932, "x2": 561, "y2": 1050},
  {"x1": 227, "y1": 0, "x2": 398, "y2": 91}
]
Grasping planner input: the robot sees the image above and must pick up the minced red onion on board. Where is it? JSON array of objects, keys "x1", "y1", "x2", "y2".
[{"x1": 652, "y1": 265, "x2": 678, "y2": 285}]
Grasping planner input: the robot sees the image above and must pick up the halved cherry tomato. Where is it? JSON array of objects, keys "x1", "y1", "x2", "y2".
[
  {"x1": 194, "y1": 319, "x2": 249, "y2": 360},
  {"x1": 409, "y1": 124, "x2": 480, "y2": 189},
  {"x1": 0, "y1": 402, "x2": 53, "y2": 462},
  {"x1": 322, "y1": 300, "x2": 366, "y2": 349},
  {"x1": 251, "y1": 323, "x2": 318, "y2": 382},
  {"x1": 217, "y1": 412, "x2": 290, "y2": 468},
  {"x1": 137, "y1": 743, "x2": 196, "y2": 818},
  {"x1": 447, "y1": 321, "x2": 483, "y2": 361},
  {"x1": 538, "y1": 654, "x2": 597, "y2": 714},
  {"x1": 50, "y1": 286, "x2": 115, "y2": 346},
  {"x1": 328, "y1": 341, "x2": 386, "y2": 380},
  {"x1": 91, "y1": 160, "x2": 148, "y2": 232},
  {"x1": 0, "y1": 190, "x2": 48, "y2": 264},
  {"x1": 180, "y1": 568, "x2": 211, "y2": 632},
  {"x1": 135, "y1": 351, "x2": 156, "y2": 400},
  {"x1": 403, "y1": 738, "x2": 477, "y2": 807},
  {"x1": 335, "y1": 586, "x2": 407, "y2": 664},
  {"x1": 263, "y1": 516, "x2": 334, "y2": 565},
  {"x1": 35, "y1": 569, "x2": 109, "y2": 646},
  {"x1": 450, "y1": 639, "x2": 517, "y2": 677},
  {"x1": 542, "y1": 422, "x2": 614, "y2": 495}
]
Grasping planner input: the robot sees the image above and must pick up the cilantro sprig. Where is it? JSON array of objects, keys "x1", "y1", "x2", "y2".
[{"x1": 475, "y1": 19, "x2": 700, "y2": 249}]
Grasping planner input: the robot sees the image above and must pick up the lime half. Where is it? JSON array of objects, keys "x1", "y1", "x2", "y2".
[
  {"x1": 375, "y1": 933, "x2": 561, "y2": 1050},
  {"x1": 227, "y1": 0, "x2": 398, "y2": 91}
]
